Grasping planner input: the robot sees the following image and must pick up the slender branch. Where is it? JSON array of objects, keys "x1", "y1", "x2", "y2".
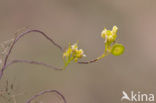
[
  {"x1": 0, "y1": 29, "x2": 63, "y2": 80},
  {"x1": 78, "y1": 58, "x2": 98, "y2": 64},
  {"x1": 26, "y1": 89, "x2": 67, "y2": 103},
  {"x1": 6, "y1": 59, "x2": 63, "y2": 70},
  {"x1": 78, "y1": 52, "x2": 107, "y2": 64}
]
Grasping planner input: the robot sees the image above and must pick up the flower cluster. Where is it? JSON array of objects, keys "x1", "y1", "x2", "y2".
[
  {"x1": 101, "y1": 26, "x2": 118, "y2": 44},
  {"x1": 63, "y1": 43, "x2": 86, "y2": 68},
  {"x1": 101, "y1": 25, "x2": 125, "y2": 56}
]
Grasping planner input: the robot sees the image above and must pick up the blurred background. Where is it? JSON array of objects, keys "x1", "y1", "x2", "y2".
[{"x1": 0, "y1": 0, "x2": 156, "y2": 103}]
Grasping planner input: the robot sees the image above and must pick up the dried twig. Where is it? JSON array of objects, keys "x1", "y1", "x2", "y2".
[
  {"x1": 0, "y1": 29, "x2": 63, "y2": 80},
  {"x1": 0, "y1": 29, "x2": 67, "y2": 103},
  {"x1": 6, "y1": 59, "x2": 63, "y2": 71},
  {"x1": 26, "y1": 90, "x2": 67, "y2": 103}
]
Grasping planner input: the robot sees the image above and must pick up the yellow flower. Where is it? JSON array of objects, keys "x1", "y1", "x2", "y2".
[
  {"x1": 63, "y1": 42, "x2": 86, "y2": 68},
  {"x1": 112, "y1": 25, "x2": 118, "y2": 35},
  {"x1": 71, "y1": 43, "x2": 78, "y2": 50},
  {"x1": 63, "y1": 46, "x2": 72, "y2": 57},
  {"x1": 101, "y1": 26, "x2": 118, "y2": 43}
]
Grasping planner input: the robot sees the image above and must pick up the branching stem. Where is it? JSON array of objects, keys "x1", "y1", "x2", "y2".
[
  {"x1": 0, "y1": 29, "x2": 63, "y2": 80},
  {"x1": 0, "y1": 28, "x2": 105, "y2": 103}
]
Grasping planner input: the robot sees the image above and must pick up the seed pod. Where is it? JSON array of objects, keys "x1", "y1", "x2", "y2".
[{"x1": 111, "y1": 43, "x2": 125, "y2": 56}]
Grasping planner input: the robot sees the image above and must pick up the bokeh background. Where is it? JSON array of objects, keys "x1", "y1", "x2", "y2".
[{"x1": 0, "y1": 0, "x2": 156, "y2": 103}]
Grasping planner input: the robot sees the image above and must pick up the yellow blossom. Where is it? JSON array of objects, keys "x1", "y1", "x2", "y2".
[
  {"x1": 63, "y1": 42, "x2": 86, "y2": 68},
  {"x1": 101, "y1": 25, "x2": 118, "y2": 43}
]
